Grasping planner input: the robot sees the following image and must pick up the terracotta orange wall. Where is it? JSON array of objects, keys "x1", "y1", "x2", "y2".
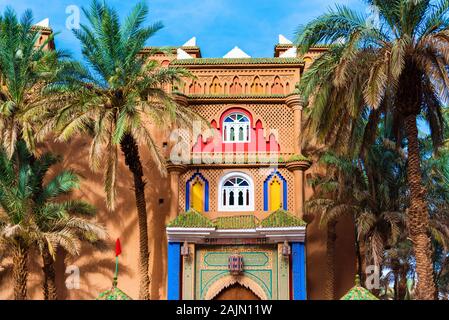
[
  {"x1": 0, "y1": 137, "x2": 356, "y2": 300},
  {"x1": 0, "y1": 132, "x2": 172, "y2": 300},
  {"x1": 304, "y1": 165, "x2": 356, "y2": 300}
]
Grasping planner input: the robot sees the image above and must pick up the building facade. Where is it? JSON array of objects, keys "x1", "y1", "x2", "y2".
[
  {"x1": 154, "y1": 37, "x2": 333, "y2": 300},
  {"x1": 0, "y1": 26, "x2": 357, "y2": 300}
]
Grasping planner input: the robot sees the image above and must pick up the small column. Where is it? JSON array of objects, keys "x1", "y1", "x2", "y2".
[
  {"x1": 167, "y1": 242, "x2": 181, "y2": 300},
  {"x1": 166, "y1": 163, "x2": 187, "y2": 222},
  {"x1": 286, "y1": 160, "x2": 311, "y2": 219},
  {"x1": 182, "y1": 243, "x2": 196, "y2": 300},
  {"x1": 167, "y1": 93, "x2": 189, "y2": 221},
  {"x1": 286, "y1": 94, "x2": 305, "y2": 154},
  {"x1": 292, "y1": 242, "x2": 307, "y2": 300},
  {"x1": 286, "y1": 94, "x2": 311, "y2": 219},
  {"x1": 278, "y1": 243, "x2": 290, "y2": 300}
]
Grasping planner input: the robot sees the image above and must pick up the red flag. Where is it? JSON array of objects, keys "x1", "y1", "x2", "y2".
[{"x1": 115, "y1": 238, "x2": 122, "y2": 256}]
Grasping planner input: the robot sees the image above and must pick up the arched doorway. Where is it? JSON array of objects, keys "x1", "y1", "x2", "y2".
[
  {"x1": 204, "y1": 275, "x2": 268, "y2": 300},
  {"x1": 213, "y1": 284, "x2": 261, "y2": 300}
]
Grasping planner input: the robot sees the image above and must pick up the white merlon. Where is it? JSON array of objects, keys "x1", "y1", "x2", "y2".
[
  {"x1": 182, "y1": 37, "x2": 197, "y2": 47},
  {"x1": 177, "y1": 48, "x2": 193, "y2": 59},
  {"x1": 278, "y1": 34, "x2": 293, "y2": 45},
  {"x1": 279, "y1": 47, "x2": 297, "y2": 58},
  {"x1": 35, "y1": 18, "x2": 50, "y2": 28},
  {"x1": 223, "y1": 46, "x2": 251, "y2": 58}
]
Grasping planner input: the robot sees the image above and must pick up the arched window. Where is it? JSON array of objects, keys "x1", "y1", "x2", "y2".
[
  {"x1": 210, "y1": 76, "x2": 222, "y2": 94},
  {"x1": 263, "y1": 170, "x2": 288, "y2": 211},
  {"x1": 191, "y1": 180, "x2": 204, "y2": 212},
  {"x1": 230, "y1": 76, "x2": 243, "y2": 94},
  {"x1": 269, "y1": 177, "x2": 282, "y2": 211},
  {"x1": 271, "y1": 76, "x2": 284, "y2": 94},
  {"x1": 251, "y1": 76, "x2": 263, "y2": 94},
  {"x1": 219, "y1": 172, "x2": 254, "y2": 211},
  {"x1": 223, "y1": 112, "x2": 250, "y2": 143},
  {"x1": 161, "y1": 60, "x2": 170, "y2": 67},
  {"x1": 186, "y1": 172, "x2": 209, "y2": 212},
  {"x1": 189, "y1": 81, "x2": 202, "y2": 94}
]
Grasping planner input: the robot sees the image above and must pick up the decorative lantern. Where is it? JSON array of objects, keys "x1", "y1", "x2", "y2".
[
  {"x1": 282, "y1": 241, "x2": 291, "y2": 256},
  {"x1": 228, "y1": 253, "x2": 244, "y2": 275},
  {"x1": 181, "y1": 241, "x2": 190, "y2": 256}
]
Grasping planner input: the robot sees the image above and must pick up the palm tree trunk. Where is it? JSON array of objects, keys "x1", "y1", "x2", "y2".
[
  {"x1": 354, "y1": 221, "x2": 363, "y2": 281},
  {"x1": 393, "y1": 264, "x2": 399, "y2": 300},
  {"x1": 13, "y1": 245, "x2": 28, "y2": 300},
  {"x1": 404, "y1": 114, "x2": 436, "y2": 300},
  {"x1": 120, "y1": 133, "x2": 150, "y2": 300},
  {"x1": 398, "y1": 264, "x2": 408, "y2": 300},
  {"x1": 325, "y1": 221, "x2": 337, "y2": 300},
  {"x1": 42, "y1": 246, "x2": 57, "y2": 300}
]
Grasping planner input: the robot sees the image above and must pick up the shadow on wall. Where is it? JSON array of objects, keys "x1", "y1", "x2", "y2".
[
  {"x1": 0, "y1": 134, "x2": 171, "y2": 300},
  {"x1": 303, "y1": 165, "x2": 356, "y2": 300}
]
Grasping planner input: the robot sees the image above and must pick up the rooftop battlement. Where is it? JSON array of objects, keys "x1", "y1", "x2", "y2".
[{"x1": 142, "y1": 34, "x2": 325, "y2": 65}]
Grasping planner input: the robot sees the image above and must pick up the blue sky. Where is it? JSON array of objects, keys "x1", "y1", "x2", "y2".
[{"x1": 0, "y1": 0, "x2": 366, "y2": 59}]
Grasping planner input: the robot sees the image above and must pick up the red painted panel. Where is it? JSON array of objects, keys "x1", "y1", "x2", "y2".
[{"x1": 192, "y1": 108, "x2": 280, "y2": 155}]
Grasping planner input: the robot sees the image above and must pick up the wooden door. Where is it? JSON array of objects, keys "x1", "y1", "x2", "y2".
[{"x1": 213, "y1": 284, "x2": 260, "y2": 300}]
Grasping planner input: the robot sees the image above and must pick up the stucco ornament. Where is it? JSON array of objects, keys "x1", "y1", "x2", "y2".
[{"x1": 205, "y1": 275, "x2": 267, "y2": 300}]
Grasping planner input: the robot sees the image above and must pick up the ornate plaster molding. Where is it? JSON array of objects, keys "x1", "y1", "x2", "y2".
[{"x1": 204, "y1": 275, "x2": 268, "y2": 300}]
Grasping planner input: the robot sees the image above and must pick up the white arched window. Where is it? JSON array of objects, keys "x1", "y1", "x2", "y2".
[
  {"x1": 223, "y1": 112, "x2": 250, "y2": 143},
  {"x1": 219, "y1": 172, "x2": 254, "y2": 211}
]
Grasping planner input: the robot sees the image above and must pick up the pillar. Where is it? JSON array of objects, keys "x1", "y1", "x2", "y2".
[
  {"x1": 292, "y1": 242, "x2": 307, "y2": 300},
  {"x1": 286, "y1": 160, "x2": 311, "y2": 219},
  {"x1": 182, "y1": 243, "x2": 196, "y2": 300},
  {"x1": 167, "y1": 242, "x2": 181, "y2": 300},
  {"x1": 286, "y1": 94, "x2": 305, "y2": 154},
  {"x1": 278, "y1": 243, "x2": 290, "y2": 300},
  {"x1": 286, "y1": 94, "x2": 311, "y2": 219},
  {"x1": 296, "y1": 170, "x2": 305, "y2": 218},
  {"x1": 166, "y1": 163, "x2": 186, "y2": 221}
]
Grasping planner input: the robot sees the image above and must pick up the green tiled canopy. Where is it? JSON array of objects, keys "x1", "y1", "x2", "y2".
[
  {"x1": 260, "y1": 209, "x2": 307, "y2": 228},
  {"x1": 340, "y1": 276, "x2": 379, "y2": 300},
  {"x1": 167, "y1": 209, "x2": 306, "y2": 229},
  {"x1": 97, "y1": 285, "x2": 132, "y2": 300},
  {"x1": 215, "y1": 215, "x2": 258, "y2": 229},
  {"x1": 167, "y1": 209, "x2": 215, "y2": 228},
  {"x1": 170, "y1": 57, "x2": 304, "y2": 65},
  {"x1": 97, "y1": 276, "x2": 132, "y2": 300}
]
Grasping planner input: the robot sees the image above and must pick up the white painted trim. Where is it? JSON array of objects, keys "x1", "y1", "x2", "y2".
[
  {"x1": 278, "y1": 34, "x2": 293, "y2": 44},
  {"x1": 222, "y1": 112, "x2": 251, "y2": 143},
  {"x1": 166, "y1": 227, "x2": 215, "y2": 232},
  {"x1": 218, "y1": 171, "x2": 255, "y2": 212},
  {"x1": 256, "y1": 227, "x2": 306, "y2": 232},
  {"x1": 182, "y1": 37, "x2": 197, "y2": 47},
  {"x1": 223, "y1": 46, "x2": 251, "y2": 58},
  {"x1": 166, "y1": 226, "x2": 306, "y2": 243},
  {"x1": 279, "y1": 47, "x2": 297, "y2": 58},
  {"x1": 35, "y1": 18, "x2": 50, "y2": 28},
  {"x1": 166, "y1": 227, "x2": 215, "y2": 242},
  {"x1": 177, "y1": 48, "x2": 193, "y2": 59}
]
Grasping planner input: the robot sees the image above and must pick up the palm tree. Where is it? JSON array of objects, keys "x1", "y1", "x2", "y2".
[
  {"x1": 355, "y1": 141, "x2": 407, "y2": 270},
  {"x1": 382, "y1": 241, "x2": 414, "y2": 300},
  {"x1": 42, "y1": 0, "x2": 197, "y2": 299},
  {"x1": 306, "y1": 153, "x2": 364, "y2": 299},
  {"x1": 421, "y1": 128, "x2": 449, "y2": 299},
  {"x1": 0, "y1": 141, "x2": 105, "y2": 299},
  {"x1": 297, "y1": 0, "x2": 449, "y2": 299},
  {"x1": 307, "y1": 142, "x2": 409, "y2": 299},
  {"x1": 30, "y1": 148, "x2": 106, "y2": 300},
  {"x1": 0, "y1": 7, "x2": 67, "y2": 158}
]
